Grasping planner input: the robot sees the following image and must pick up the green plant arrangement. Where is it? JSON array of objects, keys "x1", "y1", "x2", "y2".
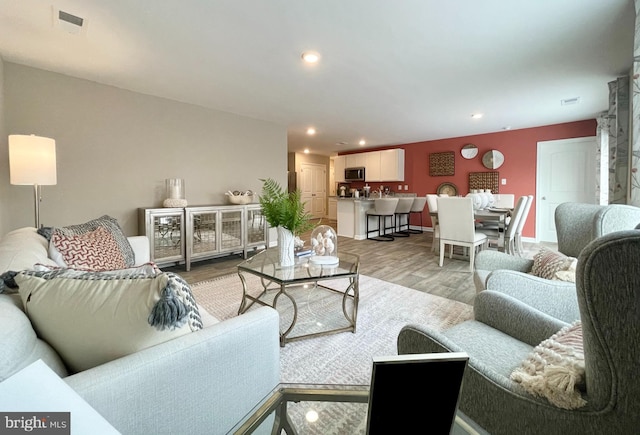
[{"x1": 258, "y1": 178, "x2": 315, "y2": 235}]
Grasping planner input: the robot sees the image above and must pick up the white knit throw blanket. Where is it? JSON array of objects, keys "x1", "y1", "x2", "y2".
[{"x1": 510, "y1": 321, "x2": 586, "y2": 409}]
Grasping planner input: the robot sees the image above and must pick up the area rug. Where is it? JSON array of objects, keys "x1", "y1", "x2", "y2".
[{"x1": 191, "y1": 273, "x2": 473, "y2": 386}]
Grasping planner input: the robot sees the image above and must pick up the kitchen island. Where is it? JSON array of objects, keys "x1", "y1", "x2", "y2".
[
  {"x1": 336, "y1": 194, "x2": 419, "y2": 239},
  {"x1": 336, "y1": 197, "x2": 376, "y2": 240}
]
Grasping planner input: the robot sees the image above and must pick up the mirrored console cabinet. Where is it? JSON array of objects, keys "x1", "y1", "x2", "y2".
[{"x1": 139, "y1": 204, "x2": 268, "y2": 270}]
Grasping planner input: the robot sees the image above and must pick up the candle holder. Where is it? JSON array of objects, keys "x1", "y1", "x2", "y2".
[{"x1": 163, "y1": 178, "x2": 188, "y2": 207}]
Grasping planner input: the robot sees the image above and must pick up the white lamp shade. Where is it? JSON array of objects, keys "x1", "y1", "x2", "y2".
[{"x1": 9, "y1": 135, "x2": 57, "y2": 185}]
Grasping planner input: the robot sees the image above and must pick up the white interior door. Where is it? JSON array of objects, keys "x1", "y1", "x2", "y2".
[
  {"x1": 300, "y1": 163, "x2": 326, "y2": 219},
  {"x1": 537, "y1": 137, "x2": 597, "y2": 242}
]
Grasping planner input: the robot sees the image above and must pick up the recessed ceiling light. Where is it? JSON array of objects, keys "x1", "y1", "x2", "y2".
[
  {"x1": 503, "y1": 126, "x2": 512, "y2": 130},
  {"x1": 303, "y1": 148, "x2": 310, "y2": 154},
  {"x1": 306, "y1": 127, "x2": 316, "y2": 135},
  {"x1": 359, "y1": 139, "x2": 366, "y2": 146},
  {"x1": 301, "y1": 51, "x2": 320, "y2": 63},
  {"x1": 471, "y1": 113, "x2": 483, "y2": 119},
  {"x1": 305, "y1": 410, "x2": 319, "y2": 423}
]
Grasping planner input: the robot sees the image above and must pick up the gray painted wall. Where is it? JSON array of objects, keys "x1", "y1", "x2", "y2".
[
  {"x1": 0, "y1": 59, "x2": 6, "y2": 233},
  {"x1": 1, "y1": 62, "x2": 287, "y2": 235}
]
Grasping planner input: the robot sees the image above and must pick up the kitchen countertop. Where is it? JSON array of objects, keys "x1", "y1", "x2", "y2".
[{"x1": 337, "y1": 197, "x2": 374, "y2": 201}]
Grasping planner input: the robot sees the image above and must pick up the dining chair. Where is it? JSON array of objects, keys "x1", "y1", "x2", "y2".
[
  {"x1": 392, "y1": 197, "x2": 415, "y2": 237},
  {"x1": 479, "y1": 196, "x2": 528, "y2": 254},
  {"x1": 514, "y1": 195, "x2": 534, "y2": 256},
  {"x1": 406, "y1": 196, "x2": 428, "y2": 234},
  {"x1": 426, "y1": 194, "x2": 440, "y2": 252},
  {"x1": 436, "y1": 197, "x2": 488, "y2": 272},
  {"x1": 366, "y1": 198, "x2": 399, "y2": 242},
  {"x1": 492, "y1": 194, "x2": 515, "y2": 209}
]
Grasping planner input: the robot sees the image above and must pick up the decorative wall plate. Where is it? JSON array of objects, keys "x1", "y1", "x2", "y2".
[
  {"x1": 461, "y1": 143, "x2": 478, "y2": 159},
  {"x1": 437, "y1": 182, "x2": 458, "y2": 196},
  {"x1": 482, "y1": 150, "x2": 505, "y2": 169}
]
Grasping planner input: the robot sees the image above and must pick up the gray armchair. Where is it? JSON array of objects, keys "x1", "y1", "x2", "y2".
[
  {"x1": 474, "y1": 202, "x2": 640, "y2": 292},
  {"x1": 397, "y1": 229, "x2": 640, "y2": 434}
]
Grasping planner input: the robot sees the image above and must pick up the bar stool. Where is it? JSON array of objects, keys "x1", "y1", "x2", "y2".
[
  {"x1": 392, "y1": 197, "x2": 415, "y2": 237},
  {"x1": 406, "y1": 196, "x2": 427, "y2": 234},
  {"x1": 366, "y1": 198, "x2": 399, "y2": 241}
]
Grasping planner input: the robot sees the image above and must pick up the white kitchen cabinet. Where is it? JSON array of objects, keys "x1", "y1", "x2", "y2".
[
  {"x1": 365, "y1": 151, "x2": 381, "y2": 182},
  {"x1": 328, "y1": 197, "x2": 337, "y2": 220},
  {"x1": 337, "y1": 149, "x2": 404, "y2": 182},
  {"x1": 380, "y1": 149, "x2": 405, "y2": 181},
  {"x1": 334, "y1": 156, "x2": 346, "y2": 182},
  {"x1": 345, "y1": 154, "x2": 366, "y2": 168}
]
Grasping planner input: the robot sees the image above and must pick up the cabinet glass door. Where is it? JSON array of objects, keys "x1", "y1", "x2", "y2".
[
  {"x1": 192, "y1": 211, "x2": 218, "y2": 255},
  {"x1": 220, "y1": 209, "x2": 243, "y2": 251},
  {"x1": 246, "y1": 206, "x2": 267, "y2": 246},
  {"x1": 152, "y1": 213, "x2": 183, "y2": 261}
]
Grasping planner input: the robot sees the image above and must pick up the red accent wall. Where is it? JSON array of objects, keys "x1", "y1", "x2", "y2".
[{"x1": 343, "y1": 120, "x2": 596, "y2": 239}]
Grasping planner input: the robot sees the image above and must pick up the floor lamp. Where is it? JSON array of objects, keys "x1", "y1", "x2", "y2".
[{"x1": 8, "y1": 134, "x2": 57, "y2": 228}]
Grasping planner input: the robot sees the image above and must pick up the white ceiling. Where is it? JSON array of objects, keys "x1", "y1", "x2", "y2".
[{"x1": 0, "y1": 1, "x2": 634, "y2": 156}]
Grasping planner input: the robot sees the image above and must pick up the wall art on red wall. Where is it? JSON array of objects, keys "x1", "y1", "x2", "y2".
[
  {"x1": 469, "y1": 171, "x2": 500, "y2": 194},
  {"x1": 429, "y1": 151, "x2": 455, "y2": 176}
]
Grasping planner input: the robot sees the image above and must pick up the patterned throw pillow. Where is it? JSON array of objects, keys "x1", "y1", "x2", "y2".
[
  {"x1": 12, "y1": 268, "x2": 202, "y2": 373},
  {"x1": 530, "y1": 248, "x2": 577, "y2": 281},
  {"x1": 51, "y1": 226, "x2": 127, "y2": 271},
  {"x1": 51, "y1": 215, "x2": 135, "y2": 267},
  {"x1": 511, "y1": 321, "x2": 585, "y2": 409}
]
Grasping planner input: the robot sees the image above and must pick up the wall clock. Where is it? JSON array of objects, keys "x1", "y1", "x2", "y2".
[
  {"x1": 460, "y1": 144, "x2": 478, "y2": 159},
  {"x1": 482, "y1": 150, "x2": 505, "y2": 169}
]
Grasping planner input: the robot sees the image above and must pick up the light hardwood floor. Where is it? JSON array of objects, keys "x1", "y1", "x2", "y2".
[{"x1": 165, "y1": 219, "x2": 550, "y2": 305}]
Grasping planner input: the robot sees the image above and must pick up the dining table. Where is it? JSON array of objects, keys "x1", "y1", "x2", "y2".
[
  {"x1": 473, "y1": 208, "x2": 512, "y2": 249},
  {"x1": 430, "y1": 207, "x2": 512, "y2": 253}
]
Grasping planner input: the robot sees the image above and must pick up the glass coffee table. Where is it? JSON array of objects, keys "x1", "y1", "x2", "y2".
[
  {"x1": 237, "y1": 249, "x2": 360, "y2": 346},
  {"x1": 230, "y1": 384, "x2": 489, "y2": 434}
]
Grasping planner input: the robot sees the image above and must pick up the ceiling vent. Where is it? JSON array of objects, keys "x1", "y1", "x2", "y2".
[
  {"x1": 53, "y1": 7, "x2": 87, "y2": 35},
  {"x1": 561, "y1": 97, "x2": 581, "y2": 106}
]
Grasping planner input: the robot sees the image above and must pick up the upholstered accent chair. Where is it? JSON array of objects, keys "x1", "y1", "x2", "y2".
[
  {"x1": 473, "y1": 202, "x2": 640, "y2": 293},
  {"x1": 398, "y1": 229, "x2": 640, "y2": 434}
]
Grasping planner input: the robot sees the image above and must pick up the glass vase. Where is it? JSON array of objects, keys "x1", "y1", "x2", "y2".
[
  {"x1": 166, "y1": 178, "x2": 185, "y2": 199},
  {"x1": 163, "y1": 178, "x2": 188, "y2": 207}
]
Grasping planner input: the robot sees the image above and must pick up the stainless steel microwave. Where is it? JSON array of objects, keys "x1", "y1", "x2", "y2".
[{"x1": 345, "y1": 167, "x2": 365, "y2": 181}]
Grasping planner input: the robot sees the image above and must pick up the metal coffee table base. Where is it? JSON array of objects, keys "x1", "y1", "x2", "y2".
[{"x1": 237, "y1": 274, "x2": 359, "y2": 347}]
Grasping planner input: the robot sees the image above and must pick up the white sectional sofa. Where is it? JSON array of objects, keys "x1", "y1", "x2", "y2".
[{"x1": 0, "y1": 227, "x2": 280, "y2": 434}]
